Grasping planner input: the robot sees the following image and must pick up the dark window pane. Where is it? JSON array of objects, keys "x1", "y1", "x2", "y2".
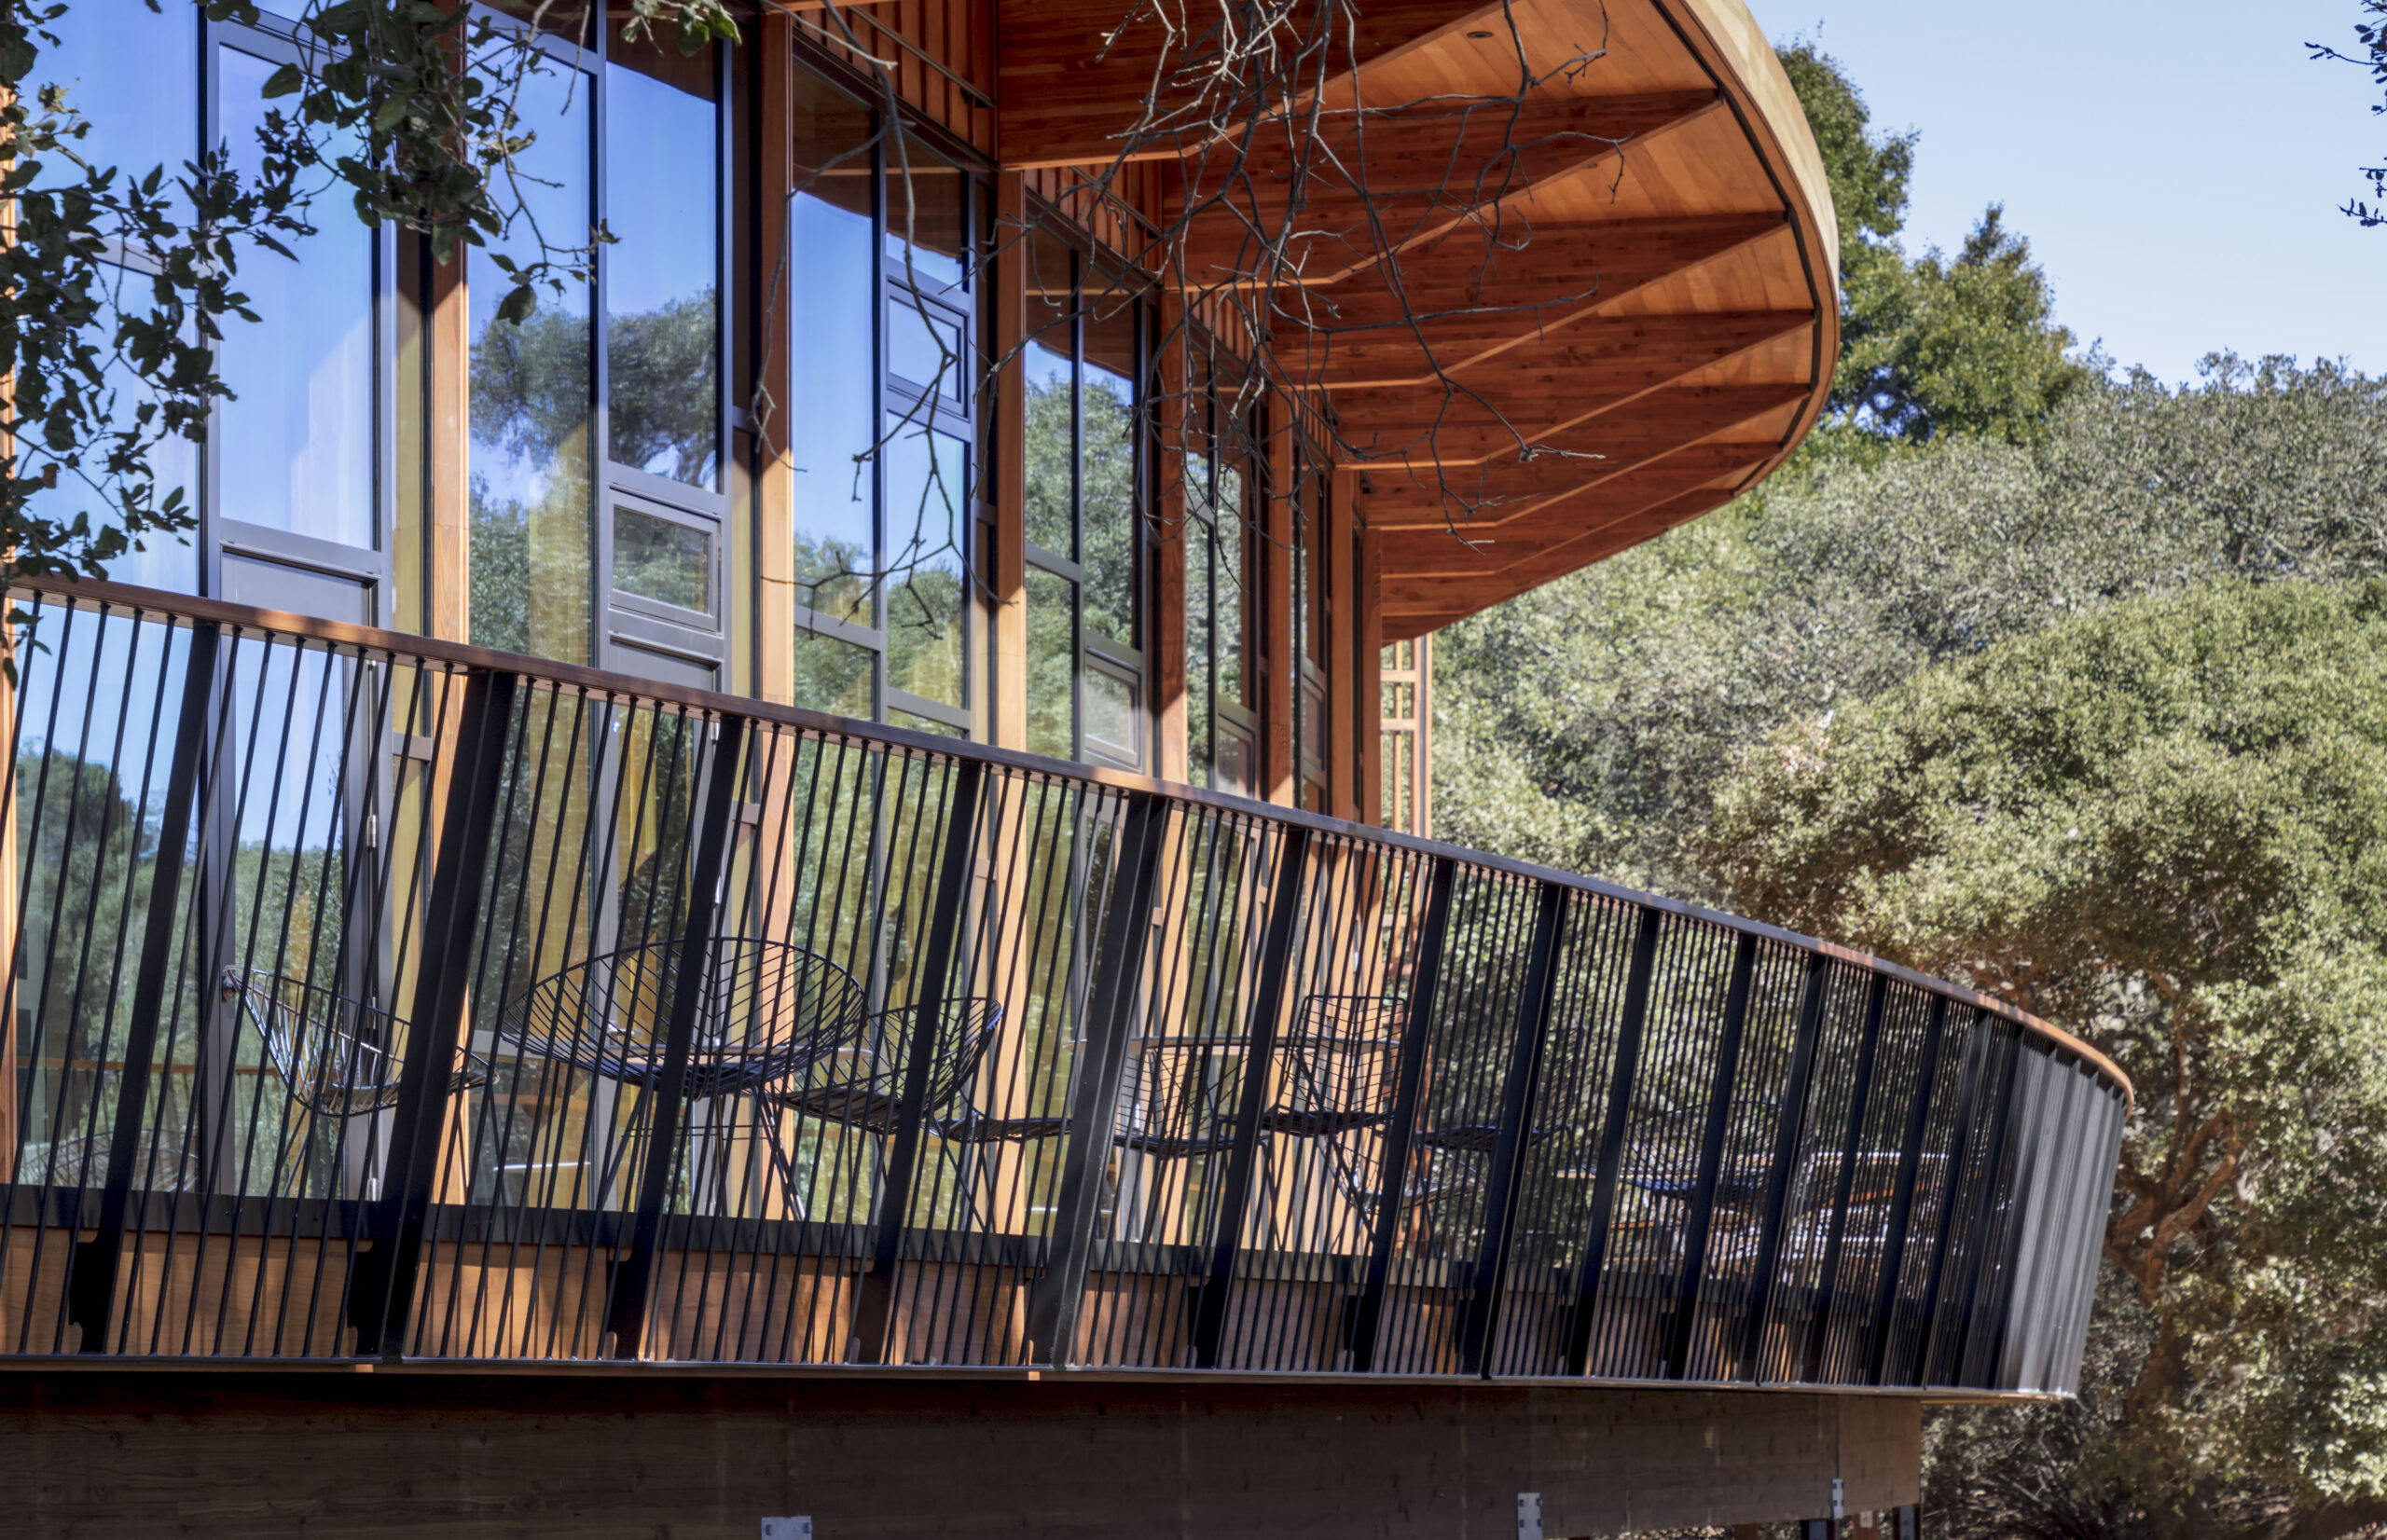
[
  {"x1": 886, "y1": 139, "x2": 966, "y2": 291},
  {"x1": 604, "y1": 50, "x2": 720, "y2": 490},
  {"x1": 1081, "y1": 282, "x2": 1138, "y2": 649},
  {"x1": 218, "y1": 45, "x2": 376, "y2": 550},
  {"x1": 890, "y1": 706, "x2": 962, "y2": 738},
  {"x1": 790, "y1": 76, "x2": 876, "y2": 625},
  {"x1": 1185, "y1": 483, "x2": 1212, "y2": 791},
  {"x1": 793, "y1": 628, "x2": 874, "y2": 721},
  {"x1": 469, "y1": 54, "x2": 594, "y2": 662},
  {"x1": 1025, "y1": 565, "x2": 1074, "y2": 760},
  {"x1": 884, "y1": 418, "x2": 967, "y2": 709},
  {"x1": 1023, "y1": 341, "x2": 1072, "y2": 559},
  {"x1": 1213, "y1": 459, "x2": 1246, "y2": 706},
  {"x1": 612, "y1": 504, "x2": 711, "y2": 611}
]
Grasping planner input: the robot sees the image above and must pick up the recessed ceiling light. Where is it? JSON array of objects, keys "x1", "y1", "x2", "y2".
[{"x1": 1467, "y1": 29, "x2": 1496, "y2": 38}]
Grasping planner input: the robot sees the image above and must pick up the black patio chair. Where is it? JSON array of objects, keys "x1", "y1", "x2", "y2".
[
  {"x1": 493, "y1": 937, "x2": 869, "y2": 1209},
  {"x1": 219, "y1": 965, "x2": 490, "y2": 1119}
]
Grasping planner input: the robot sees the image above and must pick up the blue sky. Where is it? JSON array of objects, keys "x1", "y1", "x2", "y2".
[{"x1": 1773, "y1": 1, "x2": 2387, "y2": 384}]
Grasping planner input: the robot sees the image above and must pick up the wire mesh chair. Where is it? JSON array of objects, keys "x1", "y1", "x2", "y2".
[
  {"x1": 1609, "y1": 1098, "x2": 1783, "y2": 1264},
  {"x1": 219, "y1": 966, "x2": 490, "y2": 1118},
  {"x1": 759, "y1": 994, "x2": 1008, "y2": 1220},
  {"x1": 492, "y1": 937, "x2": 868, "y2": 1211}
]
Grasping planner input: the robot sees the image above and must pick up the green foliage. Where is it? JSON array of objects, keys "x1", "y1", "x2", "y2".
[
  {"x1": 1434, "y1": 357, "x2": 2387, "y2": 897},
  {"x1": 1778, "y1": 43, "x2": 2087, "y2": 444},
  {"x1": 1701, "y1": 579, "x2": 2387, "y2": 1536}
]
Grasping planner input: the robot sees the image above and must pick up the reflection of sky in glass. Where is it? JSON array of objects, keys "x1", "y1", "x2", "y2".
[
  {"x1": 221, "y1": 639, "x2": 356, "y2": 852},
  {"x1": 790, "y1": 187, "x2": 876, "y2": 612},
  {"x1": 603, "y1": 61, "x2": 718, "y2": 490},
  {"x1": 217, "y1": 45, "x2": 375, "y2": 549},
  {"x1": 34, "y1": 0, "x2": 194, "y2": 209},
  {"x1": 470, "y1": 57, "x2": 592, "y2": 516}
]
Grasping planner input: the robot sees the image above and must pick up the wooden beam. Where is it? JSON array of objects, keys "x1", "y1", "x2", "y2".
[
  {"x1": 990, "y1": 172, "x2": 1029, "y2": 747},
  {"x1": 1373, "y1": 443, "x2": 1767, "y2": 584},
  {"x1": 1257, "y1": 213, "x2": 1787, "y2": 391},
  {"x1": 1323, "y1": 309, "x2": 1812, "y2": 419},
  {"x1": 1356, "y1": 383, "x2": 1809, "y2": 524},
  {"x1": 997, "y1": 0, "x2": 1496, "y2": 168},
  {"x1": 1173, "y1": 92, "x2": 1722, "y2": 279}
]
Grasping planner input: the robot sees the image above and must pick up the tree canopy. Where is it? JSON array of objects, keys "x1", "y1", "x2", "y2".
[
  {"x1": 1778, "y1": 44, "x2": 2087, "y2": 445},
  {"x1": 1702, "y1": 579, "x2": 2387, "y2": 1540}
]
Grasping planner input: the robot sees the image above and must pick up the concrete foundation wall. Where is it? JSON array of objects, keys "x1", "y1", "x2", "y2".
[{"x1": 0, "y1": 1370, "x2": 1921, "y2": 1539}]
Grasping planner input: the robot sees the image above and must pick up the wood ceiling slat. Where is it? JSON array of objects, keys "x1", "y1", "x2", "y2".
[
  {"x1": 996, "y1": 0, "x2": 1497, "y2": 166},
  {"x1": 1323, "y1": 309, "x2": 1811, "y2": 427},
  {"x1": 1352, "y1": 381, "x2": 1807, "y2": 516}
]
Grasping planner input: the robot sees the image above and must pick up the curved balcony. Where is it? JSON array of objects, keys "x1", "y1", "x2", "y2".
[{"x1": 0, "y1": 579, "x2": 2126, "y2": 1394}]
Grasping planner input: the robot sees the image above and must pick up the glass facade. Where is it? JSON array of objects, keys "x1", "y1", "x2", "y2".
[
  {"x1": 786, "y1": 69, "x2": 979, "y2": 736},
  {"x1": 1022, "y1": 222, "x2": 1145, "y2": 768},
  {"x1": 21, "y1": 21, "x2": 1351, "y2": 810}
]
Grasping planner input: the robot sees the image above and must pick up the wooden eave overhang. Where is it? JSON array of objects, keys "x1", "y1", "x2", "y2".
[{"x1": 995, "y1": 0, "x2": 1839, "y2": 640}]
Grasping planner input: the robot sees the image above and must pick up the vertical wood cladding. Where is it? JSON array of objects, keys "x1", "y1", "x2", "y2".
[{"x1": 0, "y1": 1371, "x2": 1922, "y2": 1539}]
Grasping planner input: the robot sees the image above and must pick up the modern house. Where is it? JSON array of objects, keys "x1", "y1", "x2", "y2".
[{"x1": 0, "y1": 0, "x2": 2129, "y2": 1534}]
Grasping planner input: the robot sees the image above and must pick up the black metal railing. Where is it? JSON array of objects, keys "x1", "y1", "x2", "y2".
[{"x1": 0, "y1": 579, "x2": 2128, "y2": 1390}]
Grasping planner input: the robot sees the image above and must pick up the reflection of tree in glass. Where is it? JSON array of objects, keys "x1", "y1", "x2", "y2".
[
  {"x1": 1025, "y1": 372, "x2": 1072, "y2": 557},
  {"x1": 469, "y1": 480, "x2": 532, "y2": 653},
  {"x1": 1081, "y1": 377, "x2": 1138, "y2": 647},
  {"x1": 473, "y1": 289, "x2": 717, "y2": 484}
]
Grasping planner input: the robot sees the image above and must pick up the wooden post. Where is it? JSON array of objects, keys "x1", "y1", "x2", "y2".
[
  {"x1": 988, "y1": 172, "x2": 1028, "y2": 747},
  {"x1": 428, "y1": 249, "x2": 472, "y2": 645},
  {"x1": 1152, "y1": 292, "x2": 1189, "y2": 783},
  {"x1": 1262, "y1": 405, "x2": 1295, "y2": 805},
  {"x1": 754, "y1": 13, "x2": 796, "y2": 706},
  {"x1": 1324, "y1": 469, "x2": 1358, "y2": 820},
  {"x1": 1356, "y1": 524, "x2": 1384, "y2": 826}
]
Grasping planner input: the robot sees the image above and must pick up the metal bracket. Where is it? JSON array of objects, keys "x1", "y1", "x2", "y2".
[{"x1": 1517, "y1": 1492, "x2": 1544, "y2": 1540}]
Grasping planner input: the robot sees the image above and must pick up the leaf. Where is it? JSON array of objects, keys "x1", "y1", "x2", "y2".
[
  {"x1": 496, "y1": 282, "x2": 538, "y2": 325},
  {"x1": 261, "y1": 62, "x2": 303, "y2": 99}
]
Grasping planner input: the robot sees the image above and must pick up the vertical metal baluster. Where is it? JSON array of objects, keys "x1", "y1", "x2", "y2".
[
  {"x1": 606, "y1": 711, "x2": 749, "y2": 1358},
  {"x1": 1347, "y1": 854, "x2": 1454, "y2": 1372},
  {"x1": 1943, "y1": 1024, "x2": 2027, "y2": 1384},
  {"x1": 1024, "y1": 791, "x2": 1164, "y2": 1365},
  {"x1": 1663, "y1": 928, "x2": 1759, "y2": 1378},
  {"x1": 1190, "y1": 823, "x2": 1311, "y2": 1368},
  {"x1": 1799, "y1": 970, "x2": 1890, "y2": 1382},
  {"x1": 852, "y1": 756, "x2": 984, "y2": 1363},
  {"x1": 1868, "y1": 993, "x2": 1952, "y2": 1383},
  {"x1": 1563, "y1": 902, "x2": 1662, "y2": 1377},
  {"x1": 66, "y1": 619, "x2": 218, "y2": 1354},
  {"x1": 1905, "y1": 1007, "x2": 1991, "y2": 1386},
  {"x1": 351, "y1": 668, "x2": 517, "y2": 1356},
  {"x1": 1737, "y1": 951, "x2": 1832, "y2": 1375},
  {"x1": 1458, "y1": 880, "x2": 1567, "y2": 1378}
]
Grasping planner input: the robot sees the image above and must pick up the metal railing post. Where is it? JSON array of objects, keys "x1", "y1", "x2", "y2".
[
  {"x1": 1906, "y1": 1008, "x2": 1992, "y2": 1385},
  {"x1": 1736, "y1": 950, "x2": 1832, "y2": 1374},
  {"x1": 1663, "y1": 928, "x2": 1759, "y2": 1378},
  {"x1": 1867, "y1": 993, "x2": 1952, "y2": 1382},
  {"x1": 1943, "y1": 1024, "x2": 2027, "y2": 1382},
  {"x1": 1458, "y1": 880, "x2": 1568, "y2": 1378},
  {"x1": 852, "y1": 756, "x2": 984, "y2": 1363},
  {"x1": 1347, "y1": 855, "x2": 1456, "y2": 1372},
  {"x1": 1562, "y1": 901, "x2": 1662, "y2": 1376},
  {"x1": 66, "y1": 619, "x2": 219, "y2": 1354},
  {"x1": 1799, "y1": 969, "x2": 1890, "y2": 1382},
  {"x1": 1190, "y1": 823, "x2": 1312, "y2": 1367},
  {"x1": 606, "y1": 710, "x2": 749, "y2": 1358},
  {"x1": 351, "y1": 667, "x2": 517, "y2": 1356},
  {"x1": 1024, "y1": 792, "x2": 1166, "y2": 1365}
]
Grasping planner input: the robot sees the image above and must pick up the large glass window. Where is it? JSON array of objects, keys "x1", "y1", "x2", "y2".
[
  {"x1": 1186, "y1": 359, "x2": 1258, "y2": 795},
  {"x1": 467, "y1": 44, "x2": 594, "y2": 662},
  {"x1": 465, "y1": 13, "x2": 728, "y2": 683},
  {"x1": 1022, "y1": 225, "x2": 1146, "y2": 769},
  {"x1": 788, "y1": 69, "x2": 980, "y2": 736},
  {"x1": 29, "y1": 1, "x2": 386, "y2": 608}
]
